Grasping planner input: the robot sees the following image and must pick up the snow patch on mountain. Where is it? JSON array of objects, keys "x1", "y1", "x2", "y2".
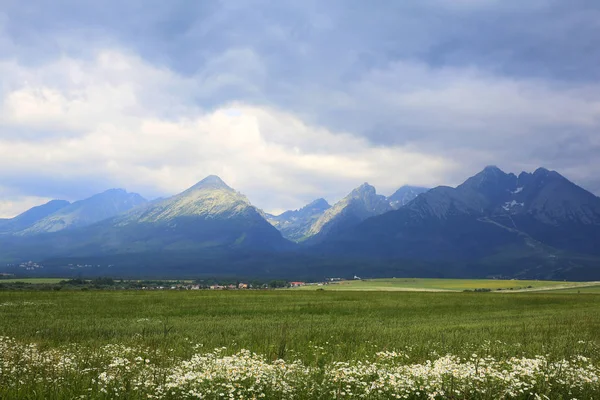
[{"x1": 502, "y1": 200, "x2": 524, "y2": 211}]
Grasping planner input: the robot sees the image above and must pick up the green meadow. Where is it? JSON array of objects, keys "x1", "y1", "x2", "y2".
[
  {"x1": 291, "y1": 278, "x2": 596, "y2": 292},
  {"x1": 1, "y1": 286, "x2": 600, "y2": 398},
  {"x1": 545, "y1": 284, "x2": 600, "y2": 293},
  {"x1": 0, "y1": 277, "x2": 66, "y2": 284},
  {"x1": 1, "y1": 289, "x2": 599, "y2": 361}
]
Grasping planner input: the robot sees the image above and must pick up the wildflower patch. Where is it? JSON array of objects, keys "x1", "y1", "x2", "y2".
[{"x1": 0, "y1": 337, "x2": 598, "y2": 399}]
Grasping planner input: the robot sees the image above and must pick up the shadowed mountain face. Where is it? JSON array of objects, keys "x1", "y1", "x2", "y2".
[
  {"x1": 0, "y1": 200, "x2": 70, "y2": 234},
  {"x1": 303, "y1": 183, "x2": 392, "y2": 243},
  {"x1": 387, "y1": 186, "x2": 429, "y2": 209},
  {"x1": 451, "y1": 166, "x2": 600, "y2": 255},
  {"x1": 266, "y1": 198, "x2": 331, "y2": 242},
  {"x1": 482, "y1": 167, "x2": 600, "y2": 255},
  {"x1": 19, "y1": 189, "x2": 147, "y2": 235},
  {"x1": 316, "y1": 166, "x2": 600, "y2": 278}
]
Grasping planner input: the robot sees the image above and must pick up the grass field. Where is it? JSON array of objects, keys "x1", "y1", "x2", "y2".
[
  {"x1": 1, "y1": 290, "x2": 599, "y2": 398},
  {"x1": 291, "y1": 278, "x2": 595, "y2": 292},
  {"x1": 0, "y1": 277, "x2": 66, "y2": 284},
  {"x1": 545, "y1": 284, "x2": 600, "y2": 293}
]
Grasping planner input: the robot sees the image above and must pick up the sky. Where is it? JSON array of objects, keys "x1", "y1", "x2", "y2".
[{"x1": 1, "y1": 0, "x2": 600, "y2": 217}]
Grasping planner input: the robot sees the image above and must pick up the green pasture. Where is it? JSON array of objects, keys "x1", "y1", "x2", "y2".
[
  {"x1": 292, "y1": 278, "x2": 590, "y2": 292},
  {"x1": 0, "y1": 289, "x2": 599, "y2": 363},
  {"x1": 544, "y1": 284, "x2": 600, "y2": 293},
  {"x1": 0, "y1": 277, "x2": 66, "y2": 284}
]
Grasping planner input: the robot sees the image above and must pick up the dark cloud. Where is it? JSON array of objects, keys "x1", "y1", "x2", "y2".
[{"x1": 4, "y1": 1, "x2": 600, "y2": 80}]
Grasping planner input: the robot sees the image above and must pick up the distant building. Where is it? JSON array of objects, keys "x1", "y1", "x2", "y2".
[
  {"x1": 289, "y1": 281, "x2": 305, "y2": 287},
  {"x1": 238, "y1": 283, "x2": 248, "y2": 289}
]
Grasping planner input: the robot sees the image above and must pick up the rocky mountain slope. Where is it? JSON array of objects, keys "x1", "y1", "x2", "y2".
[
  {"x1": 266, "y1": 198, "x2": 330, "y2": 242},
  {"x1": 303, "y1": 183, "x2": 392, "y2": 242},
  {"x1": 103, "y1": 175, "x2": 288, "y2": 251}
]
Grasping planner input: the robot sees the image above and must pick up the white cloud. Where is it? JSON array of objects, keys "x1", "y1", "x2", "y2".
[
  {"x1": 0, "y1": 194, "x2": 53, "y2": 219},
  {"x1": 0, "y1": 50, "x2": 455, "y2": 216},
  {"x1": 289, "y1": 59, "x2": 600, "y2": 191},
  {"x1": 2, "y1": 0, "x2": 600, "y2": 219},
  {"x1": 2, "y1": 42, "x2": 600, "y2": 219}
]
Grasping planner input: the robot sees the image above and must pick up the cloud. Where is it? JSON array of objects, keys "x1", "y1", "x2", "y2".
[
  {"x1": 0, "y1": 192, "x2": 53, "y2": 220},
  {"x1": 1, "y1": 1, "x2": 600, "y2": 217},
  {"x1": 0, "y1": 50, "x2": 455, "y2": 216}
]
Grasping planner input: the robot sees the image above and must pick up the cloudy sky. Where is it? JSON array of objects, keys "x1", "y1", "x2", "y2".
[{"x1": 1, "y1": 0, "x2": 599, "y2": 216}]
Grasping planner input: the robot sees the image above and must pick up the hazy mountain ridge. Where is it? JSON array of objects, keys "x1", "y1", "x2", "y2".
[
  {"x1": 266, "y1": 198, "x2": 330, "y2": 241},
  {"x1": 0, "y1": 200, "x2": 71, "y2": 234},
  {"x1": 267, "y1": 184, "x2": 429, "y2": 242},
  {"x1": 19, "y1": 189, "x2": 147, "y2": 235},
  {"x1": 387, "y1": 186, "x2": 429, "y2": 209}
]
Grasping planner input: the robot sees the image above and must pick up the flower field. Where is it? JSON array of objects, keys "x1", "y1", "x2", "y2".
[
  {"x1": 1, "y1": 336, "x2": 599, "y2": 399},
  {"x1": 1, "y1": 289, "x2": 599, "y2": 398}
]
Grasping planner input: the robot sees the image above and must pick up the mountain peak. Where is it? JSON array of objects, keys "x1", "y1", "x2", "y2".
[
  {"x1": 483, "y1": 165, "x2": 503, "y2": 173},
  {"x1": 350, "y1": 182, "x2": 376, "y2": 197},
  {"x1": 530, "y1": 167, "x2": 567, "y2": 183},
  {"x1": 460, "y1": 165, "x2": 513, "y2": 190},
  {"x1": 390, "y1": 185, "x2": 429, "y2": 195},
  {"x1": 18, "y1": 188, "x2": 147, "y2": 235},
  {"x1": 533, "y1": 167, "x2": 561, "y2": 178},
  {"x1": 305, "y1": 198, "x2": 331, "y2": 211},
  {"x1": 478, "y1": 165, "x2": 509, "y2": 179},
  {"x1": 44, "y1": 199, "x2": 71, "y2": 208},
  {"x1": 89, "y1": 189, "x2": 146, "y2": 204},
  {"x1": 388, "y1": 185, "x2": 429, "y2": 209},
  {"x1": 266, "y1": 198, "x2": 331, "y2": 241},
  {"x1": 101, "y1": 188, "x2": 127, "y2": 195},
  {"x1": 304, "y1": 182, "x2": 391, "y2": 241},
  {"x1": 190, "y1": 175, "x2": 232, "y2": 191},
  {"x1": 0, "y1": 199, "x2": 71, "y2": 234}
]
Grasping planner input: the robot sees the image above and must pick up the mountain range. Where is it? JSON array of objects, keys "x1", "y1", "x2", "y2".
[
  {"x1": 302, "y1": 183, "x2": 392, "y2": 243},
  {"x1": 1, "y1": 166, "x2": 599, "y2": 280},
  {"x1": 265, "y1": 185, "x2": 427, "y2": 242},
  {"x1": 0, "y1": 200, "x2": 71, "y2": 234},
  {"x1": 266, "y1": 198, "x2": 331, "y2": 242},
  {"x1": 19, "y1": 189, "x2": 147, "y2": 235}
]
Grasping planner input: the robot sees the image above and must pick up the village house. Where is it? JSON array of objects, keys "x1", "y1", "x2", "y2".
[{"x1": 209, "y1": 285, "x2": 224, "y2": 290}]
